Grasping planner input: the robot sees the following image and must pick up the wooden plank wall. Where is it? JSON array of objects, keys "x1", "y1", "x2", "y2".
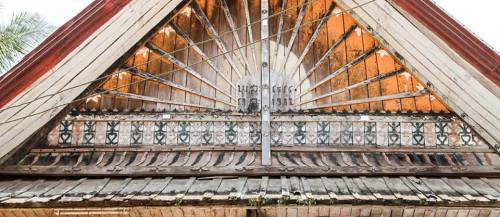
[
  {"x1": 1, "y1": 206, "x2": 499, "y2": 217},
  {"x1": 79, "y1": 0, "x2": 450, "y2": 114}
]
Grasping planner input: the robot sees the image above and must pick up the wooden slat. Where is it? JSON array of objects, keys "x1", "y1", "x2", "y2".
[
  {"x1": 289, "y1": 2, "x2": 336, "y2": 79},
  {"x1": 300, "y1": 68, "x2": 404, "y2": 105},
  {"x1": 304, "y1": 89, "x2": 427, "y2": 110},
  {"x1": 191, "y1": 1, "x2": 244, "y2": 78},
  {"x1": 276, "y1": 0, "x2": 309, "y2": 75},
  {"x1": 125, "y1": 66, "x2": 236, "y2": 105},
  {"x1": 146, "y1": 42, "x2": 235, "y2": 101},
  {"x1": 298, "y1": 45, "x2": 379, "y2": 98},
  {"x1": 218, "y1": 0, "x2": 256, "y2": 75},
  {"x1": 104, "y1": 90, "x2": 215, "y2": 110},
  {"x1": 169, "y1": 23, "x2": 236, "y2": 90}
]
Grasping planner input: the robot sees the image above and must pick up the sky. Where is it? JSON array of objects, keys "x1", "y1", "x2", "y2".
[{"x1": 0, "y1": 0, "x2": 499, "y2": 52}]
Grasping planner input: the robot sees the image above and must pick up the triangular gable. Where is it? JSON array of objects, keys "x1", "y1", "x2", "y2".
[{"x1": 0, "y1": 0, "x2": 498, "y2": 162}]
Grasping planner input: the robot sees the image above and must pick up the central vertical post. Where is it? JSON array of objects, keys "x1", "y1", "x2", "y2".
[{"x1": 260, "y1": 0, "x2": 271, "y2": 166}]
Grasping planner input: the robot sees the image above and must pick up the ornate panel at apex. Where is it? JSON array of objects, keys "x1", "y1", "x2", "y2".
[{"x1": 79, "y1": 0, "x2": 448, "y2": 114}]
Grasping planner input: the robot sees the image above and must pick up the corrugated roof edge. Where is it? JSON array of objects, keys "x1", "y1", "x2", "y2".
[
  {"x1": 0, "y1": 0, "x2": 131, "y2": 108},
  {"x1": 393, "y1": 0, "x2": 500, "y2": 86}
]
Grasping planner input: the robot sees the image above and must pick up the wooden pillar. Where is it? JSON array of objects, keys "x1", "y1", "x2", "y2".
[{"x1": 261, "y1": 0, "x2": 271, "y2": 166}]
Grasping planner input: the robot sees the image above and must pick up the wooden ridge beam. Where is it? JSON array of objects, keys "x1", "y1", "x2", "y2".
[
  {"x1": 123, "y1": 65, "x2": 236, "y2": 106},
  {"x1": 289, "y1": 2, "x2": 336, "y2": 79},
  {"x1": 297, "y1": 24, "x2": 357, "y2": 86},
  {"x1": 298, "y1": 45, "x2": 379, "y2": 98},
  {"x1": 169, "y1": 23, "x2": 236, "y2": 90},
  {"x1": 299, "y1": 68, "x2": 405, "y2": 105},
  {"x1": 146, "y1": 42, "x2": 235, "y2": 101},
  {"x1": 190, "y1": 1, "x2": 244, "y2": 78},
  {"x1": 218, "y1": 0, "x2": 256, "y2": 75},
  {"x1": 304, "y1": 89, "x2": 428, "y2": 110},
  {"x1": 104, "y1": 90, "x2": 215, "y2": 110},
  {"x1": 276, "y1": 0, "x2": 309, "y2": 75}
]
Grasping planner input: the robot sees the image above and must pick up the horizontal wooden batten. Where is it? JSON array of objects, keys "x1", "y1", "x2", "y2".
[
  {"x1": 2, "y1": 165, "x2": 499, "y2": 177},
  {"x1": 104, "y1": 90, "x2": 219, "y2": 109}
]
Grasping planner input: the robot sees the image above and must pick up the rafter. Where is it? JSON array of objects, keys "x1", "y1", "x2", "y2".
[
  {"x1": 146, "y1": 42, "x2": 235, "y2": 101},
  {"x1": 299, "y1": 68, "x2": 405, "y2": 105},
  {"x1": 276, "y1": 0, "x2": 309, "y2": 75},
  {"x1": 169, "y1": 23, "x2": 236, "y2": 90},
  {"x1": 219, "y1": 0, "x2": 256, "y2": 75},
  {"x1": 297, "y1": 45, "x2": 379, "y2": 98},
  {"x1": 303, "y1": 89, "x2": 428, "y2": 110},
  {"x1": 103, "y1": 90, "x2": 216, "y2": 110},
  {"x1": 271, "y1": 0, "x2": 288, "y2": 74},
  {"x1": 289, "y1": 2, "x2": 336, "y2": 79},
  {"x1": 297, "y1": 24, "x2": 357, "y2": 87},
  {"x1": 190, "y1": 2, "x2": 244, "y2": 78},
  {"x1": 124, "y1": 65, "x2": 236, "y2": 106},
  {"x1": 243, "y1": 0, "x2": 259, "y2": 72}
]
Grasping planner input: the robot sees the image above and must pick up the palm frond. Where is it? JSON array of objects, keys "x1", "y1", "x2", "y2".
[{"x1": 0, "y1": 12, "x2": 54, "y2": 73}]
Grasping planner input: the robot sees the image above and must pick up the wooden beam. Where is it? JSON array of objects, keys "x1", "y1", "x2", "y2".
[
  {"x1": 296, "y1": 24, "x2": 357, "y2": 87},
  {"x1": 304, "y1": 89, "x2": 428, "y2": 110},
  {"x1": 289, "y1": 2, "x2": 336, "y2": 79},
  {"x1": 218, "y1": 0, "x2": 256, "y2": 75},
  {"x1": 146, "y1": 42, "x2": 235, "y2": 101},
  {"x1": 298, "y1": 45, "x2": 379, "y2": 98},
  {"x1": 190, "y1": 1, "x2": 244, "y2": 78},
  {"x1": 243, "y1": 0, "x2": 259, "y2": 72},
  {"x1": 276, "y1": 0, "x2": 309, "y2": 75},
  {"x1": 104, "y1": 90, "x2": 215, "y2": 110},
  {"x1": 261, "y1": 0, "x2": 271, "y2": 166},
  {"x1": 1, "y1": 165, "x2": 498, "y2": 177},
  {"x1": 271, "y1": 0, "x2": 288, "y2": 74},
  {"x1": 124, "y1": 66, "x2": 236, "y2": 106},
  {"x1": 169, "y1": 23, "x2": 236, "y2": 90},
  {"x1": 299, "y1": 68, "x2": 405, "y2": 105}
]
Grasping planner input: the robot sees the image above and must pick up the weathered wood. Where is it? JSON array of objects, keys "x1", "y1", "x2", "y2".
[
  {"x1": 104, "y1": 90, "x2": 216, "y2": 110},
  {"x1": 125, "y1": 66, "x2": 236, "y2": 104},
  {"x1": 190, "y1": 1, "x2": 244, "y2": 78},
  {"x1": 300, "y1": 68, "x2": 404, "y2": 105},
  {"x1": 146, "y1": 42, "x2": 235, "y2": 102},
  {"x1": 271, "y1": 0, "x2": 288, "y2": 74},
  {"x1": 0, "y1": 0, "x2": 185, "y2": 160},
  {"x1": 260, "y1": 0, "x2": 271, "y2": 166},
  {"x1": 169, "y1": 23, "x2": 236, "y2": 90},
  {"x1": 218, "y1": 0, "x2": 256, "y2": 75},
  {"x1": 298, "y1": 45, "x2": 379, "y2": 98},
  {"x1": 276, "y1": 0, "x2": 309, "y2": 75},
  {"x1": 289, "y1": 2, "x2": 336, "y2": 79},
  {"x1": 242, "y1": 0, "x2": 259, "y2": 71},
  {"x1": 304, "y1": 89, "x2": 427, "y2": 110}
]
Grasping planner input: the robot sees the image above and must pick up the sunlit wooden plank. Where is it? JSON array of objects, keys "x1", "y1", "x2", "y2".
[
  {"x1": 289, "y1": 2, "x2": 336, "y2": 79},
  {"x1": 191, "y1": 1, "x2": 244, "y2": 78},
  {"x1": 298, "y1": 45, "x2": 379, "y2": 98},
  {"x1": 219, "y1": 0, "x2": 256, "y2": 75},
  {"x1": 104, "y1": 90, "x2": 215, "y2": 110},
  {"x1": 304, "y1": 89, "x2": 428, "y2": 110},
  {"x1": 169, "y1": 23, "x2": 237, "y2": 90},
  {"x1": 296, "y1": 24, "x2": 357, "y2": 87},
  {"x1": 146, "y1": 42, "x2": 235, "y2": 101},
  {"x1": 298, "y1": 68, "x2": 404, "y2": 104},
  {"x1": 276, "y1": 0, "x2": 309, "y2": 75},
  {"x1": 271, "y1": 0, "x2": 287, "y2": 73},
  {"x1": 125, "y1": 66, "x2": 236, "y2": 106}
]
